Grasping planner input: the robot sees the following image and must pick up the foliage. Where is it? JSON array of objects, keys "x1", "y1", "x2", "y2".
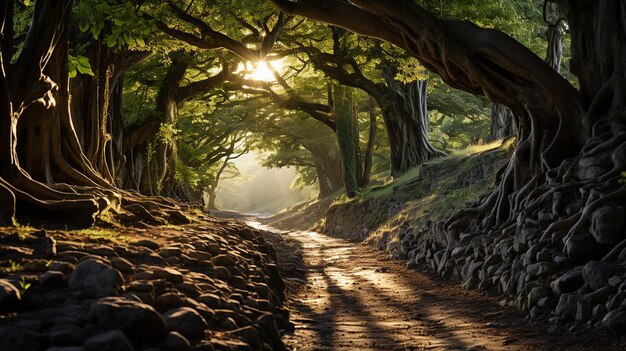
[
  {"x1": 67, "y1": 54, "x2": 95, "y2": 78},
  {"x1": 6, "y1": 260, "x2": 22, "y2": 273},
  {"x1": 74, "y1": 0, "x2": 153, "y2": 49},
  {"x1": 19, "y1": 277, "x2": 31, "y2": 294}
]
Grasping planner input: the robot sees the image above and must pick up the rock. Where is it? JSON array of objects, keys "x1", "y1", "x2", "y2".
[
  {"x1": 153, "y1": 267, "x2": 184, "y2": 284},
  {"x1": 0, "y1": 279, "x2": 21, "y2": 313},
  {"x1": 527, "y1": 286, "x2": 551, "y2": 308},
  {"x1": 484, "y1": 253, "x2": 501, "y2": 266},
  {"x1": 134, "y1": 239, "x2": 160, "y2": 250},
  {"x1": 165, "y1": 331, "x2": 191, "y2": 351},
  {"x1": 48, "y1": 324, "x2": 87, "y2": 345},
  {"x1": 576, "y1": 299, "x2": 592, "y2": 322},
  {"x1": 86, "y1": 246, "x2": 117, "y2": 257},
  {"x1": 593, "y1": 304, "x2": 608, "y2": 319},
  {"x1": 156, "y1": 292, "x2": 186, "y2": 310},
  {"x1": 536, "y1": 251, "x2": 552, "y2": 263},
  {"x1": 585, "y1": 286, "x2": 613, "y2": 306},
  {"x1": 551, "y1": 268, "x2": 584, "y2": 295},
  {"x1": 39, "y1": 270, "x2": 65, "y2": 288},
  {"x1": 91, "y1": 297, "x2": 166, "y2": 340},
  {"x1": 255, "y1": 313, "x2": 286, "y2": 351},
  {"x1": 582, "y1": 261, "x2": 620, "y2": 290},
  {"x1": 23, "y1": 259, "x2": 49, "y2": 271},
  {"x1": 69, "y1": 259, "x2": 124, "y2": 297},
  {"x1": 0, "y1": 327, "x2": 32, "y2": 351},
  {"x1": 591, "y1": 206, "x2": 625, "y2": 244},
  {"x1": 556, "y1": 294, "x2": 580, "y2": 321},
  {"x1": 158, "y1": 247, "x2": 182, "y2": 258},
  {"x1": 565, "y1": 235, "x2": 603, "y2": 264},
  {"x1": 607, "y1": 291, "x2": 626, "y2": 311},
  {"x1": 526, "y1": 262, "x2": 559, "y2": 277},
  {"x1": 537, "y1": 296, "x2": 555, "y2": 309},
  {"x1": 48, "y1": 261, "x2": 75, "y2": 274},
  {"x1": 608, "y1": 276, "x2": 622, "y2": 288},
  {"x1": 110, "y1": 257, "x2": 135, "y2": 275},
  {"x1": 164, "y1": 307, "x2": 208, "y2": 340},
  {"x1": 211, "y1": 254, "x2": 237, "y2": 267},
  {"x1": 84, "y1": 330, "x2": 135, "y2": 351},
  {"x1": 33, "y1": 236, "x2": 57, "y2": 258},
  {"x1": 197, "y1": 293, "x2": 222, "y2": 309},
  {"x1": 603, "y1": 310, "x2": 626, "y2": 334},
  {"x1": 229, "y1": 325, "x2": 260, "y2": 345}
]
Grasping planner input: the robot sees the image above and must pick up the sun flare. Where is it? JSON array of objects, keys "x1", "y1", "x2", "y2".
[
  {"x1": 250, "y1": 61, "x2": 275, "y2": 82},
  {"x1": 238, "y1": 60, "x2": 283, "y2": 82}
]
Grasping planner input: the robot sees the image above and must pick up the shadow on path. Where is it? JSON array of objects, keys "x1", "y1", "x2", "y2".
[{"x1": 278, "y1": 230, "x2": 624, "y2": 351}]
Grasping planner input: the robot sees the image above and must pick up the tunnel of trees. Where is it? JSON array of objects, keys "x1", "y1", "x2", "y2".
[{"x1": 0, "y1": 0, "x2": 624, "y2": 265}]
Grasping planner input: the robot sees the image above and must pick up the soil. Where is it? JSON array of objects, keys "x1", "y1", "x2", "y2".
[{"x1": 265, "y1": 227, "x2": 626, "y2": 351}]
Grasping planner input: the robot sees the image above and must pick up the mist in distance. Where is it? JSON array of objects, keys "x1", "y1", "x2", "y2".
[{"x1": 214, "y1": 152, "x2": 316, "y2": 216}]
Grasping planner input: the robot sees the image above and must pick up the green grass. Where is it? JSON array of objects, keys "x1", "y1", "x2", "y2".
[
  {"x1": 74, "y1": 228, "x2": 126, "y2": 242},
  {"x1": 449, "y1": 140, "x2": 504, "y2": 157}
]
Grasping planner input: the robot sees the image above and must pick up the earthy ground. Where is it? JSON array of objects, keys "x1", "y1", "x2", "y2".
[{"x1": 262, "y1": 226, "x2": 626, "y2": 351}]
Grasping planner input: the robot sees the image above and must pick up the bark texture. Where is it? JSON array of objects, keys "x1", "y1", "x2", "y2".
[
  {"x1": 268, "y1": 0, "x2": 626, "y2": 299},
  {"x1": 305, "y1": 33, "x2": 444, "y2": 177}
]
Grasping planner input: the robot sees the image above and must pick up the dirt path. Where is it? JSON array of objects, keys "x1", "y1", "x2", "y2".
[{"x1": 277, "y1": 229, "x2": 624, "y2": 351}]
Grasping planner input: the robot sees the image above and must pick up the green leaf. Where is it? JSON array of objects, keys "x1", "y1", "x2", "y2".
[
  {"x1": 105, "y1": 34, "x2": 117, "y2": 48},
  {"x1": 77, "y1": 55, "x2": 90, "y2": 67},
  {"x1": 78, "y1": 21, "x2": 89, "y2": 32}
]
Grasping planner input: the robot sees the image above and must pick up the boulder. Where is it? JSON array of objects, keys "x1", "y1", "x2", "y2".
[
  {"x1": 153, "y1": 267, "x2": 184, "y2": 284},
  {"x1": 582, "y1": 261, "x2": 620, "y2": 290},
  {"x1": 603, "y1": 310, "x2": 626, "y2": 335},
  {"x1": 591, "y1": 206, "x2": 626, "y2": 244},
  {"x1": 110, "y1": 257, "x2": 135, "y2": 275},
  {"x1": 91, "y1": 297, "x2": 166, "y2": 340},
  {"x1": 526, "y1": 262, "x2": 559, "y2": 277},
  {"x1": 164, "y1": 307, "x2": 208, "y2": 340},
  {"x1": 165, "y1": 331, "x2": 191, "y2": 351},
  {"x1": 556, "y1": 294, "x2": 580, "y2": 321},
  {"x1": 211, "y1": 254, "x2": 237, "y2": 267},
  {"x1": 551, "y1": 268, "x2": 584, "y2": 295},
  {"x1": 565, "y1": 235, "x2": 603, "y2": 264},
  {"x1": 39, "y1": 270, "x2": 65, "y2": 288},
  {"x1": 69, "y1": 259, "x2": 124, "y2": 297}
]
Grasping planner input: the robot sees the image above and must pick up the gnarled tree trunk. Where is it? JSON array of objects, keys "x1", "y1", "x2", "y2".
[
  {"x1": 270, "y1": 0, "x2": 626, "y2": 324},
  {"x1": 488, "y1": 3, "x2": 564, "y2": 142},
  {"x1": 381, "y1": 65, "x2": 445, "y2": 177}
]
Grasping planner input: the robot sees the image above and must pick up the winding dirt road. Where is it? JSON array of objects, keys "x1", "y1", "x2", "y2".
[{"x1": 276, "y1": 229, "x2": 624, "y2": 351}]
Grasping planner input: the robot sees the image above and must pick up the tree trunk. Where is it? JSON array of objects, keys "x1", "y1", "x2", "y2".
[
  {"x1": 380, "y1": 66, "x2": 445, "y2": 177},
  {"x1": 488, "y1": 5, "x2": 564, "y2": 142},
  {"x1": 308, "y1": 141, "x2": 343, "y2": 198},
  {"x1": 333, "y1": 84, "x2": 360, "y2": 197},
  {"x1": 488, "y1": 103, "x2": 517, "y2": 141},
  {"x1": 359, "y1": 97, "x2": 377, "y2": 186},
  {"x1": 0, "y1": 0, "x2": 106, "y2": 227}
]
